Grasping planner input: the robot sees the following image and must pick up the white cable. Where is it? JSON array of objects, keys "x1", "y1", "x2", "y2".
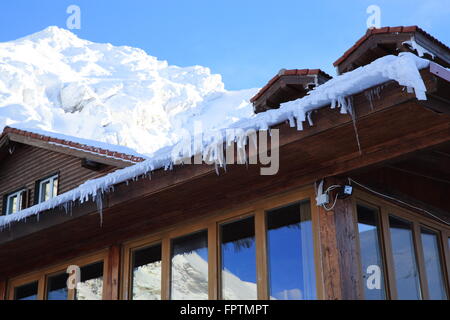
[
  {"x1": 322, "y1": 193, "x2": 339, "y2": 211},
  {"x1": 324, "y1": 184, "x2": 341, "y2": 193},
  {"x1": 348, "y1": 178, "x2": 450, "y2": 226}
]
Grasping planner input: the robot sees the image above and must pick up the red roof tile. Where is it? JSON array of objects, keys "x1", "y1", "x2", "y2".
[
  {"x1": 333, "y1": 26, "x2": 450, "y2": 67},
  {"x1": 1, "y1": 127, "x2": 146, "y2": 163},
  {"x1": 250, "y1": 69, "x2": 331, "y2": 103}
]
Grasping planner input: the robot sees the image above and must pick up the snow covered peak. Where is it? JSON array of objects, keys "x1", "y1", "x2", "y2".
[
  {"x1": 0, "y1": 26, "x2": 256, "y2": 155},
  {"x1": 14, "y1": 26, "x2": 88, "y2": 46}
]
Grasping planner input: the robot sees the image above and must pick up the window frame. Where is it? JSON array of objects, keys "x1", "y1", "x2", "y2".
[
  {"x1": 7, "y1": 249, "x2": 109, "y2": 300},
  {"x1": 121, "y1": 186, "x2": 323, "y2": 300},
  {"x1": 36, "y1": 173, "x2": 59, "y2": 204},
  {"x1": 4, "y1": 188, "x2": 27, "y2": 215},
  {"x1": 352, "y1": 200, "x2": 391, "y2": 299},
  {"x1": 353, "y1": 188, "x2": 450, "y2": 300}
]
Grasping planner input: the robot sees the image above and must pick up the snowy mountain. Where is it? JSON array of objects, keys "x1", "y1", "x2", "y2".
[
  {"x1": 132, "y1": 252, "x2": 257, "y2": 300},
  {"x1": 0, "y1": 26, "x2": 257, "y2": 155}
]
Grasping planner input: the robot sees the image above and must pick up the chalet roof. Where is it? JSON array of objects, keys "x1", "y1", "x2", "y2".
[
  {"x1": 250, "y1": 69, "x2": 332, "y2": 103},
  {"x1": 333, "y1": 26, "x2": 450, "y2": 71},
  {"x1": 0, "y1": 126, "x2": 146, "y2": 165},
  {"x1": 0, "y1": 52, "x2": 441, "y2": 229}
]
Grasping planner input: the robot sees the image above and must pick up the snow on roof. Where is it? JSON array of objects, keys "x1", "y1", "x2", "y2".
[
  {"x1": 334, "y1": 26, "x2": 450, "y2": 67},
  {"x1": 1, "y1": 126, "x2": 147, "y2": 163},
  {"x1": 0, "y1": 52, "x2": 431, "y2": 229}
]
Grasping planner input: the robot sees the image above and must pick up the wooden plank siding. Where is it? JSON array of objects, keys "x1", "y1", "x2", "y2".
[{"x1": 0, "y1": 143, "x2": 116, "y2": 214}]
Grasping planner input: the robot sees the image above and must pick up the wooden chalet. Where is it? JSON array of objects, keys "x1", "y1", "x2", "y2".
[{"x1": 0, "y1": 26, "x2": 449, "y2": 300}]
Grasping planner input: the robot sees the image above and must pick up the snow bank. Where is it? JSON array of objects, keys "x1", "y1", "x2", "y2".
[
  {"x1": 0, "y1": 48, "x2": 431, "y2": 228},
  {"x1": 0, "y1": 26, "x2": 257, "y2": 155}
]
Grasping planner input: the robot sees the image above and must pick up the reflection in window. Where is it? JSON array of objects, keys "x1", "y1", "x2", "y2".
[
  {"x1": 14, "y1": 281, "x2": 38, "y2": 300},
  {"x1": 266, "y1": 200, "x2": 316, "y2": 300},
  {"x1": 171, "y1": 230, "x2": 208, "y2": 300},
  {"x1": 6, "y1": 189, "x2": 26, "y2": 215},
  {"x1": 47, "y1": 272, "x2": 69, "y2": 300},
  {"x1": 389, "y1": 216, "x2": 421, "y2": 300},
  {"x1": 221, "y1": 216, "x2": 257, "y2": 300},
  {"x1": 75, "y1": 262, "x2": 104, "y2": 300},
  {"x1": 357, "y1": 205, "x2": 386, "y2": 300},
  {"x1": 131, "y1": 244, "x2": 162, "y2": 300},
  {"x1": 421, "y1": 228, "x2": 447, "y2": 300},
  {"x1": 38, "y1": 175, "x2": 58, "y2": 203}
]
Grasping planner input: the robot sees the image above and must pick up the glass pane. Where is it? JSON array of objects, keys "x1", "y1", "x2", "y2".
[
  {"x1": 131, "y1": 244, "x2": 162, "y2": 300},
  {"x1": 52, "y1": 177, "x2": 58, "y2": 197},
  {"x1": 389, "y1": 216, "x2": 421, "y2": 300},
  {"x1": 75, "y1": 262, "x2": 103, "y2": 300},
  {"x1": 14, "y1": 281, "x2": 38, "y2": 300},
  {"x1": 221, "y1": 216, "x2": 257, "y2": 300},
  {"x1": 357, "y1": 205, "x2": 386, "y2": 300},
  {"x1": 47, "y1": 272, "x2": 69, "y2": 300},
  {"x1": 41, "y1": 181, "x2": 50, "y2": 202},
  {"x1": 171, "y1": 230, "x2": 208, "y2": 300},
  {"x1": 8, "y1": 195, "x2": 18, "y2": 214},
  {"x1": 421, "y1": 228, "x2": 447, "y2": 300},
  {"x1": 267, "y1": 200, "x2": 316, "y2": 300}
]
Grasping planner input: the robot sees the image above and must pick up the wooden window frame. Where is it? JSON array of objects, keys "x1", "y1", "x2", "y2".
[
  {"x1": 7, "y1": 249, "x2": 109, "y2": 300},
  {"x1": 4, "y1": 188, "x2": 27, "y2": 215},
  {"x1": 121, "y1": 186, "x2": 324, "y2": 300},
  {"x1": 37, "y1": 173, "x2": 59, "y2": 204},
  {"x1": 353, "y1": 188, "x2": 450, "y2": 300}
]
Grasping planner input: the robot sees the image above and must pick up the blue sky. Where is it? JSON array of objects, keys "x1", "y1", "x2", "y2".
[{"x1": 1, "y1": 0, "x2": 449, "y2": 90}]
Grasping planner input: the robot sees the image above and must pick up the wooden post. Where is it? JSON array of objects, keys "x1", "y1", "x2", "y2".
[
  {"x1": 0, "y1": 280, "x2": 6, "y2": 300},
  {"x1": 318, "y1": 201, "x2": 342, "y2": 299},
  {"x1": 255, "y1": 209, "x2": 269, "y2": 300},
  {"x1": 104, "y1": 245, "x2": 121, "y2": 300},
  {"x1": 317, "y1": 177, "x2": 362, "y2": 300},
  {"x1": 333, "y1": 185, "x2": 362, "y2": 300}
]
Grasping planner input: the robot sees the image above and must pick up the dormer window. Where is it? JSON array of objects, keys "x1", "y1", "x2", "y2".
[
  {"x1": 37, "y1": 174, "x2": 58, "y2": 203},
  {"x1": 5, "y1": 189, "x2": 27, "y2": 215}
]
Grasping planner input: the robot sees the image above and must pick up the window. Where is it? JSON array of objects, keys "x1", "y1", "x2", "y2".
[
  {"x1": 220, "y1": 216, "x2": 257, "y2": 300},
  {"x1": 171, "y1": 230, "x2": 208, "y2": 300},
  {"x1": 8, "y1": 251, "x2": 107, "y2": 300},
  {"x1": 123, "y1": 189, "x2": 321, "y2": 300},
  {"x1": 355, "y1": 192, "x2": 450, "y2": 300},
  {"x1": 266, "y1": 200, "x2": 316, "y2": 300},
  {"x1": 5, "y1": 189, "x2": 27, "y2": 215},
  {"x1": 420, "y1": 228, "x2": 447, "y2": 300},
  {"x1": 37, "y1": 174, "x2": 58, "y2": 203},
  {"x1": 14, "y1": 281, "x2": 38, "y2": 300},
  {"x1": 46, "y1": 272, "x2": 69, "y2": 300},
  {"x1": 389, "y1": 215, "x2": 422, "y2": 300},
  {"x1": 356, "y1": 205, "x2": 386, "y2": 299},
  {"x1": 75, "y1": 261, "x2": 104, "y2": 300},
  {"x1": 131, "y1": 243, "x2": 162, "y2": 300}
]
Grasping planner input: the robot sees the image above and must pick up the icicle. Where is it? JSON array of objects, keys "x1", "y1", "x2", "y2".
[
  {"x1": 95, "y1": 190, "x2": 104, "y2": 227},
  {"x1": 307, "y1": 111, "x2": 314, "y2": 126},
  {"x1": 214, "y1": 162, "x2": 219, "y2": 175},
  {"x1": 346, "y1": 96, "x2": 362, "y2": 155},
  {"x1": 365, "y1": 90, "x2": 375, "y2": 111},
  {"x1": 338, "y1": 96, "x2": 347, "y2": 114},
  {"x1": 330, "y1": 98, "x2": 337, "y2": 109},
  {"x1": 288, "y1": 115, "x2": 295, "y2": 128},
  {"x1": 295, "y1": 111, "x2": 306, "y2": 131}
]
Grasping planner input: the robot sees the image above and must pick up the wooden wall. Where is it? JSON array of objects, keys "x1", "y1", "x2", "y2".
[{"x1": 0, "y1": 143, "x2": 116, "y2": 213}]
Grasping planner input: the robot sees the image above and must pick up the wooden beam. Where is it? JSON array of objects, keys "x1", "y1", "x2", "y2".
[
  {"x1": 332, "y1": 183, "x2": 362, "y2": 299},
  {"x1": 255, "y1": 209, "x2": 269, "y2": 299},
  {"x1": 317, "y1": 195, "x2": 342, "y2": 299},
  {"x1": 0, "y1": 280, "x2": 6, "y2": 300},
  {"x1": 104, "y1": 245, "x2": 121, "y2": 300}
]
